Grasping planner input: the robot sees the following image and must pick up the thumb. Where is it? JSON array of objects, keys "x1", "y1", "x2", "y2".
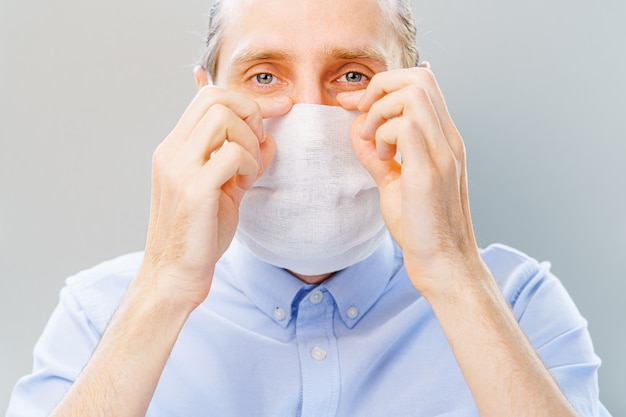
[
  {"x1": 256, "y1": 96, "x2": 293, "y2": 119},
  {"x1": 350, "y1": 114, "x2": 399, "y2": 188}
]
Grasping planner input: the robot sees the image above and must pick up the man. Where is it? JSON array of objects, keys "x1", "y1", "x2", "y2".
[{"x1": 7, "y1": 0, "x2": 610, "y2": 416}]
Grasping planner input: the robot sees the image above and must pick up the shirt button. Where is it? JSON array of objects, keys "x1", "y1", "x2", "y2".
[
  {"x1": 311, "y1": 346, "x2": 327, "y2": 361},
  {"x1": 309, "y1": 290, "x2": 323, "y2": 304},
  {"x1": 273, "y1": 307, "x2": 286, "y2": 321},
  {"x1": 347, "y1": 306, "x2": 359, "y2": 319}
]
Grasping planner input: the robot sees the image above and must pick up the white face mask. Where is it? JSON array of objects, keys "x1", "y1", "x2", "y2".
[{"x1": 235, "y1": 104, "x2": 387, "y2": 276}]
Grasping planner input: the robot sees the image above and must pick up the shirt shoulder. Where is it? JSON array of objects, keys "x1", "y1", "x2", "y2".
[
  {"x1": 480, "y1": 243, "x2": 553, "y2": 306},
  {"x1": 63, "y1": 251, "x2": 144, "y2": 333}
]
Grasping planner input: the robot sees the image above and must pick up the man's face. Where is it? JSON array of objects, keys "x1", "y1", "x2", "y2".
[{"x1": 213, "y1": 0, "x2": 403, "y2": 105}]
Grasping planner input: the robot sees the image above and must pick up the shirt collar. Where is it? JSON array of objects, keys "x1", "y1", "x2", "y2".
[
  {"x1": 322, "y1": 233, "x2": 399, "y2": 328},
  {"x1": 225, "y1": 232, "x2": 401, "y2": 329}
]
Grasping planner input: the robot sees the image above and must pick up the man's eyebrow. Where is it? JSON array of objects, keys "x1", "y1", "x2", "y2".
[
  {"x1": 231, "y1": 49, "x2": 296, "y2": 65},
  {"x1": 230, "y1": 46, "x2": 389, "y2": 66},
  {"x1": 328, "y1": 47, "x2": 388, "y2": 64}
]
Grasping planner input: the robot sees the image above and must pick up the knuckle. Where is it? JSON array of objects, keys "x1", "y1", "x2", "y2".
[
  {"x1": 368, "y1": 71, "x2": 386, "y2": 91},
  {"x1": 374, "y1": 121, "x2": 392, "y2": 143},
  {"x1": 408, "y1": 84, "x2": 428, "y2": 100},
  {"x1": 248, "y1": 101, "x2": 263, "y2": 129},
  {"x1": 197, "y1": 84, "x2": 221, "y2": 96},
  {"x1": 152, "y1": 143, "x2": 171, "y2": 174},
  {"x1": 250, "y1": 99, "x2": 263, "y2": 118},
  {"x1": 221, "y1": 142, "x2": 258, "y2": 178},
  {"x1": 367, "y1": 100, "x2": 382, "y2": 120},
  {"x1": 369, "y1": 71, "x2": 382, "y2": 84},
  {"x1": 234, "y1": 142, "x2": 256, "y2": 165},
  {"x1": 224, "y1": 141, "x2": 243, "y2": 157},
  {"x1": 152, "y1": 145, "x2": 165, "y2": 169},
  {"x1": 195, "y1": 85, "x2": 223, "y2": 106},
  {"x1": 416, "y1": 67, "x2": 436, "y2": 83},
  {"x1": 207, "y1": 102, "x2": 232, "y2": 120},
  {"x1": 219, "y1": 141, "x2": 245, "y2": 163},
  {"x1": 397, "y1": 116, "x2": 418, "y2": 134}
]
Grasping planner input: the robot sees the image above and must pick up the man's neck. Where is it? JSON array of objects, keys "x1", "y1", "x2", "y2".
[{"x1": 288, "y1": 270, "x2": 334, "y2": 285}]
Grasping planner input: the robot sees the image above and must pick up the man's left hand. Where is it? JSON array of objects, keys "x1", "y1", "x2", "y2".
[{"x1": 337, "y1": 67, "x2": 490, "y2": 298}]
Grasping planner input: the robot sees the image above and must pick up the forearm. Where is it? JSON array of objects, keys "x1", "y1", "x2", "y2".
[
  {"x1": 49, "y1": 272, "x2": 193, "y2": 417},
  {"x1": 423, "y1": 265, "x2": 579, "y2": 417}
]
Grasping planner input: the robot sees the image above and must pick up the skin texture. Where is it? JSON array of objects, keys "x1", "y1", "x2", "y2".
[{"x1": 48, "y1": 0, "x2": 579, "y2": 416}]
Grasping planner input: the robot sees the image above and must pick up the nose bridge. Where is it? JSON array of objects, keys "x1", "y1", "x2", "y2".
[
  {"x1": 293, "y1": 82, "x2": 325, "y2": 105},
  {"x1": 290, "y1": 64, "x2": 336, "y2": 106}
]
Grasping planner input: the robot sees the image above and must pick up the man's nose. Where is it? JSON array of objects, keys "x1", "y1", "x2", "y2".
[{"x1": 290, "y1": 80, "x2": 337, "y2": 106}]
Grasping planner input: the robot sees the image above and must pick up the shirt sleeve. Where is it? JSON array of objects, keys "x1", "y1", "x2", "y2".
[
  {"x1": 5, "y1": 286, "x2": 102, "y2": 417},
  {"x1": 487, "y1": 244, "x2": 611, "y2": 417}
]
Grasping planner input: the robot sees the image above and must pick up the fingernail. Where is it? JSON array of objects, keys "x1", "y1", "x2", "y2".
[
  {"x1": 257, "y1": 157, "x2": 265, "y2": 176},
  {"x1": 419, "y1": 60, "x2": 431, "y2": 69}
]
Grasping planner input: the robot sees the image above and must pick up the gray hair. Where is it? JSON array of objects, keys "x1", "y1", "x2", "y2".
[{"x1": 199, "y1": 0, "x2": 419, "y2": 82}]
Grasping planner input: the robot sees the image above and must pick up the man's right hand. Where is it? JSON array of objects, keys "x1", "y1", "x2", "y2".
[
  {"x1": 49, "y1": 88, "x2": 291, "y2": 417},
  {"x1": 139, "y1": 86, "x2": 292, "y2": 311}
]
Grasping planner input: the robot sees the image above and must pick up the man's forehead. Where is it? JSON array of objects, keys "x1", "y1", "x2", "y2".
[
  {"x1": 216, "y1": 0, "x2": 401, "y2": 68},
  {"x1": 220, "y1": 0, "x2": 393, "y2": 33},
  {"x1": 222, "y1": 0, "x2": 391, "y2": 11}
]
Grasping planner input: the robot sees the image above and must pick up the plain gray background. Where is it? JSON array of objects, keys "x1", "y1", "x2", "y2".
[{"x1": 1, "y1": 0, "x2": 624, "y2": 414}]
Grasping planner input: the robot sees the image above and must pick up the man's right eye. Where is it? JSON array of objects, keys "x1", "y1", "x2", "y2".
[{"x1": 255, "y1": 73, "x2": 274, "y2": 84}]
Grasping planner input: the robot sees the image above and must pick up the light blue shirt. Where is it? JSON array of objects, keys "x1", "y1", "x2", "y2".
[{"x1": 7, "y1": 233, "x2": 611, "y2": 416}]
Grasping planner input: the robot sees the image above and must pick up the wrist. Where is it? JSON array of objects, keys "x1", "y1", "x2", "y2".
[
  {"x1": 134, "y1": 253, "x2": 217, "y2": 312},
  {"x1": 407, "y1": 252, "x2": 494, "y2": 306},
  {"x1": 130, "y1": 265, "x2": 204, "y2": 320}
]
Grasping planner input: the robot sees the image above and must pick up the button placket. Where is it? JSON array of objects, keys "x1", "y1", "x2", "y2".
[{"x1": 295, "y1": 289, "x2": 340, "y2": 417}]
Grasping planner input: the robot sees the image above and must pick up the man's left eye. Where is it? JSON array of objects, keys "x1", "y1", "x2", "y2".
[
  {"x1": 340, "y1": 72, "x2": 365, "y2": 83},
  {"x1": 255, "y1": 73, "x2": 274, "y2": 84}
]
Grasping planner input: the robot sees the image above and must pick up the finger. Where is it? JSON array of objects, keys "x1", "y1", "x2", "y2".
[
  {"x1": 181, "y1": 104, "x2": 263, "y2": 168},
  {"x1": 374, "y1": 117, "x2": 402, "y2": 161},
  {"x1": 336, "y1": 90, "x2": 366, "y2": 111},
  {"x1": 201, "y1": 141, "x2": 260, "y2": 192},
  {"x1": 357, "y1": 68, "x2": 428, "y2": 112},
  {"x1": 255, "y1": 96, "x2": 293, "y2": 120},
  {"x1": 219, "y1": 133, "x2": 277, "y2": 207},
  {"x1": 359, "y1": 68, "x2": 464, "y2": 161},
  {"x1": 349, "y1": 114, "x2": 399, "y2": 189},
  {"x1": 360, "y1": 85, "x2": 450, "y2": 163},
  {"x1": 171, "y1": 86, "x2": 266, "y2": 144},
  {"x1": 257, "y1": 132, "x2": 277, "y2": 177},
  {"x1": 369, "y1": 115, "x2": 443, "y2": 192}
]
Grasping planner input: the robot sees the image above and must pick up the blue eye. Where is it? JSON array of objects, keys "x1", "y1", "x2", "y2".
[
  {"x1": 255, "y1": 73, "x2": 274, "y2": 84},
  {"x1": 344, "y1": 72, "x2": 363, "y2": 82}
]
